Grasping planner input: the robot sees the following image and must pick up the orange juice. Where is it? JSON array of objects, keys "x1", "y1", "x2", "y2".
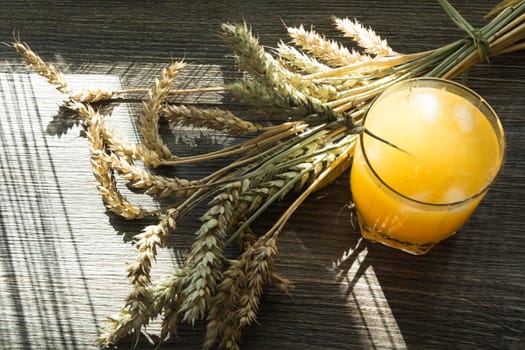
[{"x1": 350, "y1": 78, "x2": 505, "y2": 255}]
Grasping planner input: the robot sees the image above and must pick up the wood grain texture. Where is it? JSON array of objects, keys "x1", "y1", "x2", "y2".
[{"x1": 0, "y1": 1, "x2": 524, "y2": 349}]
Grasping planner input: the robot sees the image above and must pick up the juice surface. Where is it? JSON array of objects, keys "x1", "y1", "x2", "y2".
[
  {"x1": 350, "y1": 83, "x2": 502, "y2": 253},
  {"x1": 363, "y1": 86, "x2": 500, "y2": 204}
]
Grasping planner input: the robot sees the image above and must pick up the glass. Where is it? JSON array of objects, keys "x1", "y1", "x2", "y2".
[{"x1": 350, "y1": 77, "x2": 505, "y2": 255}]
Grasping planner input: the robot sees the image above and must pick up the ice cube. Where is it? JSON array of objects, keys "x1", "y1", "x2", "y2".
[
  {"x1": 411, "y1": 190, "x2": 432, "y2": 202},
  {"x1": 453, "y1": 103, "x2": 474, "y2": 132},
  {"x1": 411, "y1": 92, "x2": 439, "y2": 123},
  {"x1": 442, "y1": 187, "x2": 466, "y2": 203},
  {"x1": 364, "y1": 140, "x2": 381, "y2": 162}
]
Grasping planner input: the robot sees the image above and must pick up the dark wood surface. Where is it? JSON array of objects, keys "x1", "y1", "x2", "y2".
[{"x1": 1, "y1": 1, "x2": 524, "y2": 349}]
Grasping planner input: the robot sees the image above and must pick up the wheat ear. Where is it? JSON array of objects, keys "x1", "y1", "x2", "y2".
[
  {"x1": 204, "y1": 237, "x2": 291, "y2": 350},
  {"x1": 82, "y1": 103, "x2": 145, "y2": 219},
  {"x1": 67, "y1": 100, "x2": 167, "y2": 168},
  {"x1": 228, "y1": 79, "x2": 341, "y2": 123},
  {"x1": 140, "y1": 61, "x2": 186, "y2": 160},
  {"x1": 202, "y1": 257, "x2": 245, "y2": 350},
  {"x1": 70, "y1": 89, "x2": 117, "y2": 103},
  {"x1": 178, "y1": 180, "x2": 247, "y2": 325},
  {"x1": 287, "y1": 24, "x2": 370, "y2": 66},
  {"x1": 12, "y1": 41, "x2": 122, "y2": 103},
  {"x1": 108, "y1": 153, "x2": 200, "y2": 198},
  {"x1": 152, "y1": 268, "x2": 188, "y2": 343},
  {"x1": 333, "y1": 17, "x2": 396, "y2": 57},
  {"x1": 12, "y1": 40, "x2": 72, "y2": 94},
  {"x1": 232, "y1": 238, "x2": 284, "y2": 327},
  {"x1": 276, "y1": 41, "x2": 331, "y2": 74},
  {"x1": 98, "y1": 209, "x2": 178, "y2": 348},
  {"x1": 162, "y1": 104, "x2": 264, "y2": 136},
  {"x1": 221, "y1": 23, "x2": 337, "y2": 103}
]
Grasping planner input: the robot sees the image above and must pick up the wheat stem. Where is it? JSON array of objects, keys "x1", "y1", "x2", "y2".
[
  {"x1": 119, "y1": 86, "x2": 227, "y2": 95},
  {"x1": 159, "y1": 122, "x2": 308, "y2": 166}
]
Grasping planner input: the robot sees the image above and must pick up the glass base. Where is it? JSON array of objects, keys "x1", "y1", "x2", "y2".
[{"x1": 356, "y1": 211, "x2": 441, "y2": 255}]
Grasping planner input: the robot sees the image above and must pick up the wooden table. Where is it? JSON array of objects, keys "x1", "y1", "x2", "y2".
[{"x1": 0, "y1": 1, "x2": 523, "y2": 349}]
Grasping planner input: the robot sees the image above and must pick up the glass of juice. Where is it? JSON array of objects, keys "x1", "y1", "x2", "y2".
[{"x1": 350, "y1": 77, "x2": 505, "y2": 255}]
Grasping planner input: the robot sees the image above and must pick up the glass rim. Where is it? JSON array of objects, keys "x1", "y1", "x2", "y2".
[{"x1": 359, "y1": 77, "x2": 506, "y2": 207}]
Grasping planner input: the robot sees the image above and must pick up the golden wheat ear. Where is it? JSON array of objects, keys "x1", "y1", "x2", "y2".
[
  {"x1": 287, "y1": 24, "x2": 368, "y2": 66},
  {"x1": 139, "y1": 61, "x2": 186, "y2": 160},
  {"x1": 10, "y1": 35, "x2": 122, "y2": 104},
  {"x1": 333, "y1": 16, "x2": 396, "y2": 57},
  {"x1": 12, "y1": 38, "x2": 72, "y2": 94}
]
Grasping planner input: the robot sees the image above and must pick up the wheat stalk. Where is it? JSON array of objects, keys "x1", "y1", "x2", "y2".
[
  {"x1": 12, "y1": 41, "x2": 119, "y2": 104},
  {"x1": 159, "y1": 121, "x2": 308, "y2": 166},
  {"x1": 11, "y1": 42, "x2": 223, "y2": 104}
]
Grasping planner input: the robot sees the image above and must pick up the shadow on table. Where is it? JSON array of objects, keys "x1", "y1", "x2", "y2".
[
  {"x1": 290, "y1": 171, "x2": 524, "y2": 349},
  {"x1": 0, "y1": 74, "x2": 101, "y2": 349}
]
